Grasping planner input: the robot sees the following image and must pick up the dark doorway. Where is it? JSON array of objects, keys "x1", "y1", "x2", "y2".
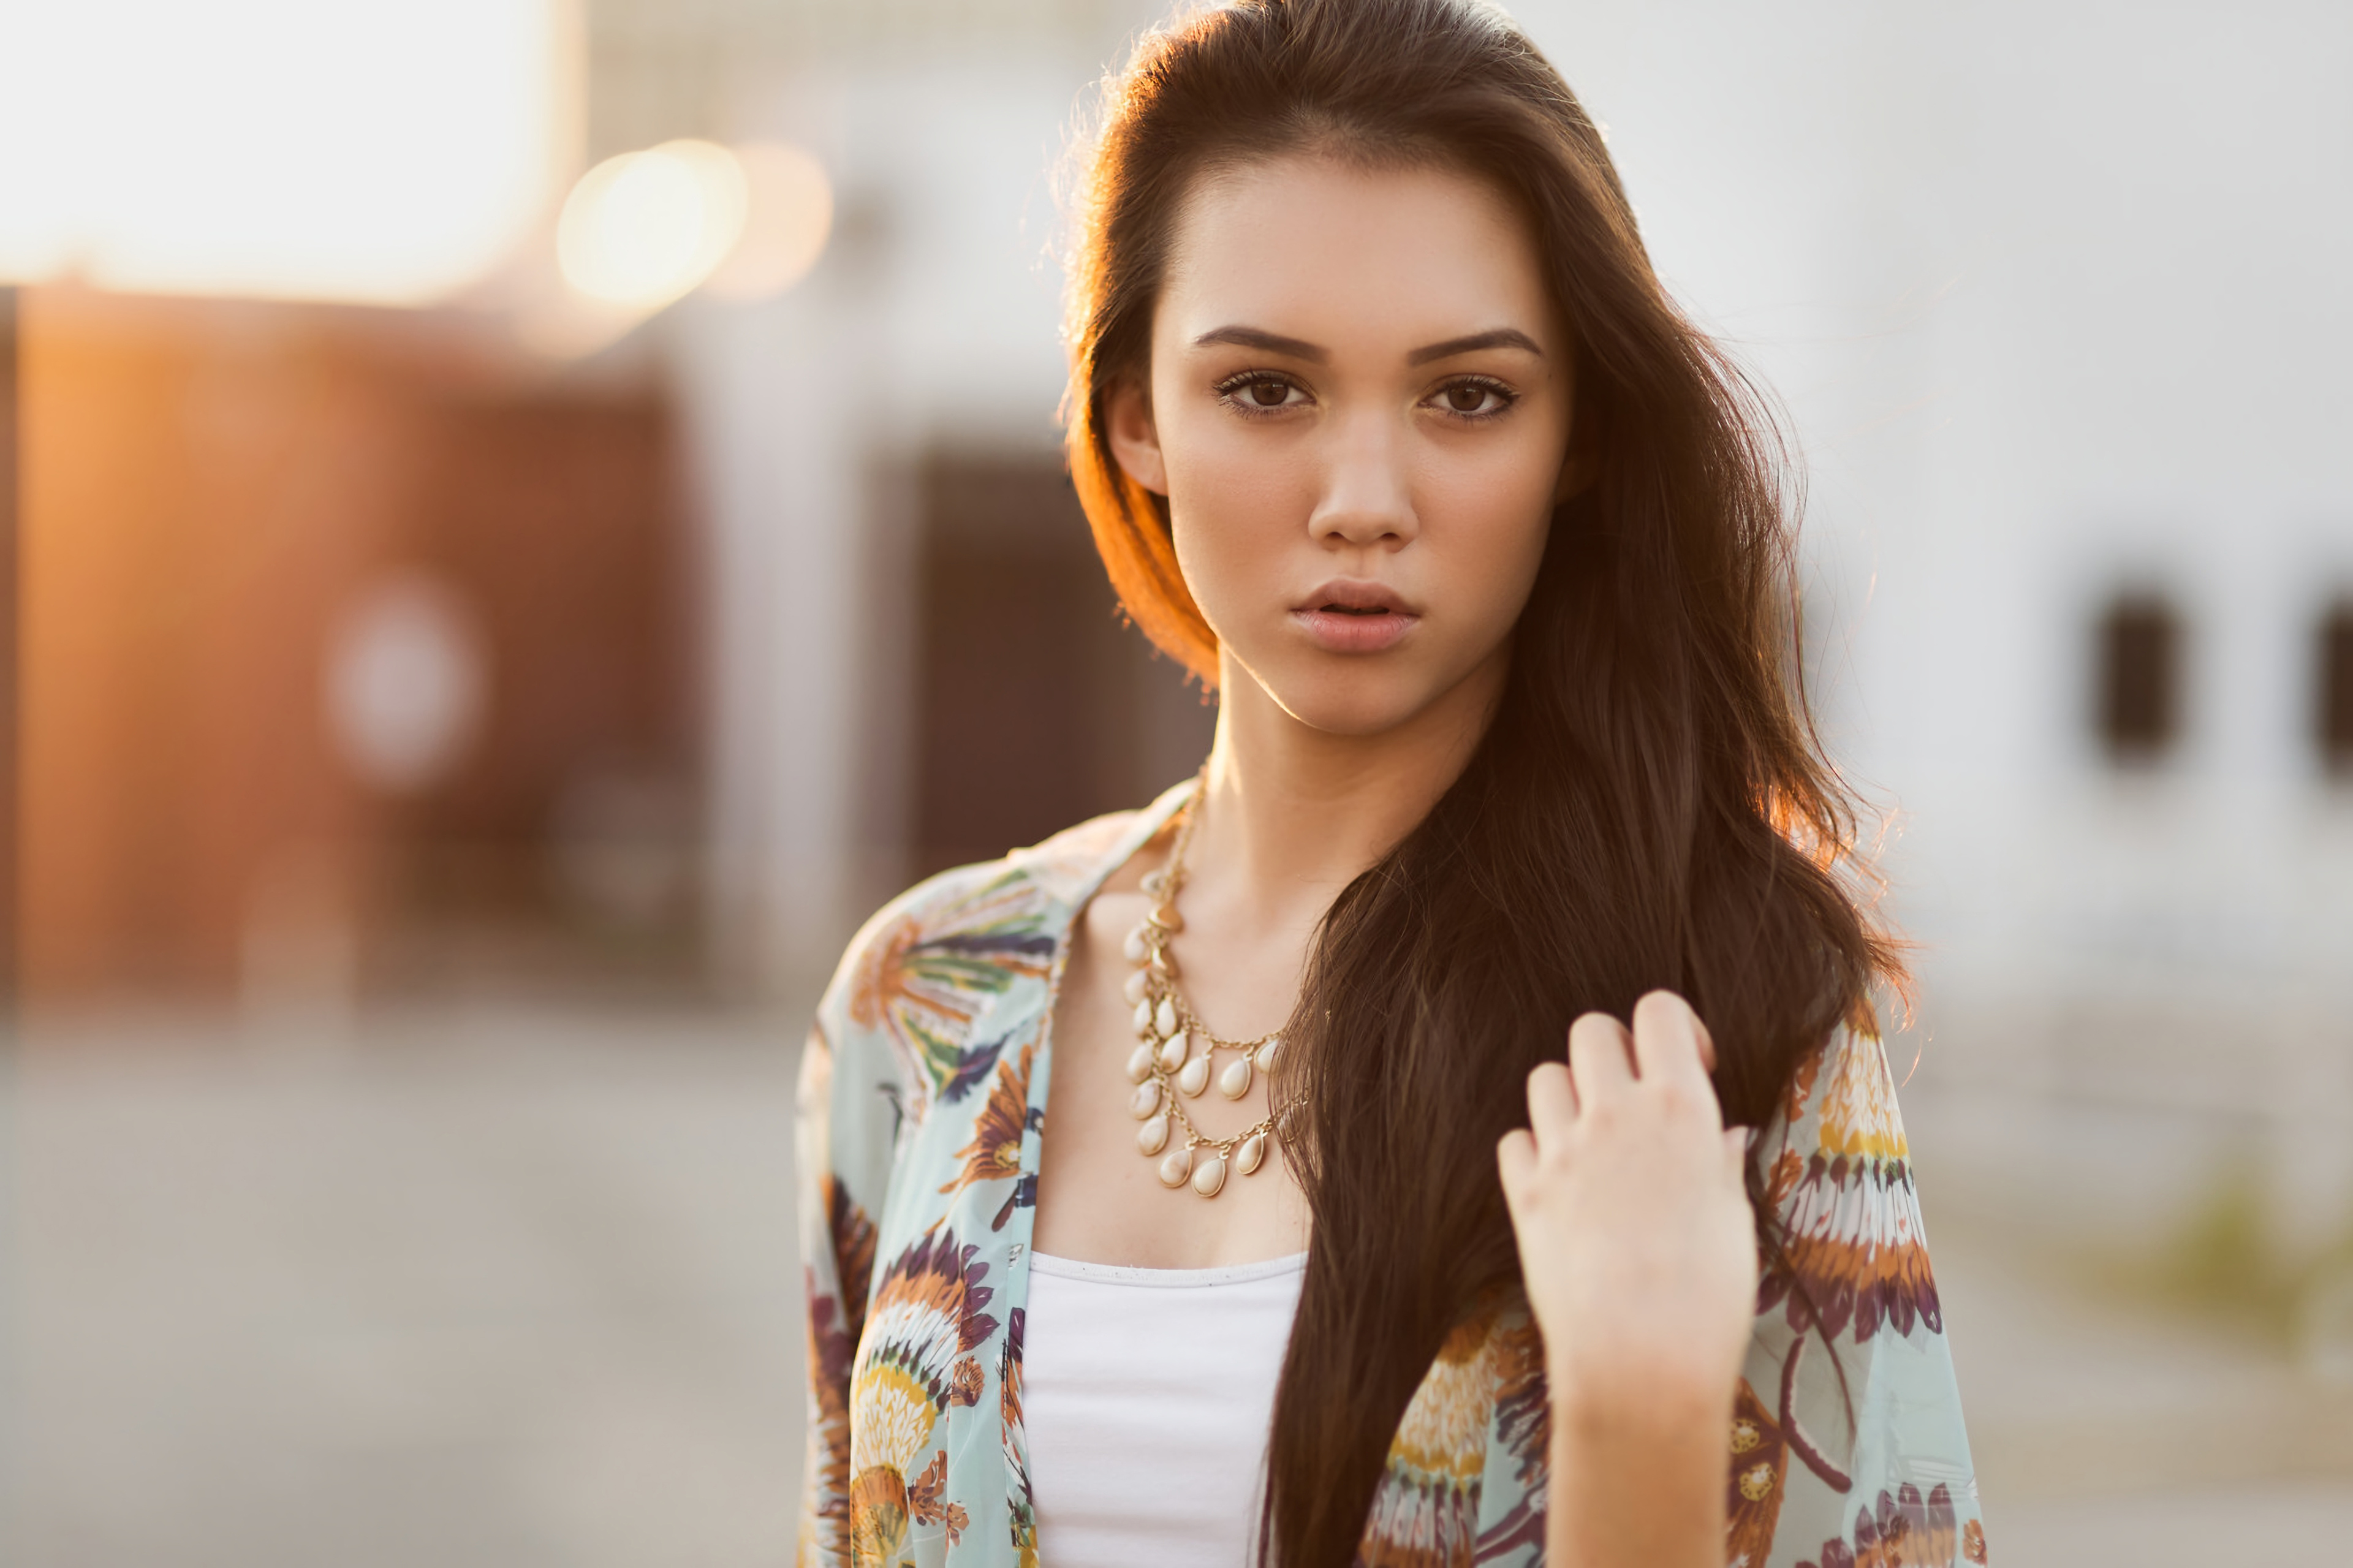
[
  {"x1": 2094, "y1": 592, "x2": 2182, "y2": 764},
  {"x1": 911, "y1": 454, "x2": 1215, "y2": 879},
  {"x1": 2319, "y1": 600, "x2": 2353, "y2": 778}
]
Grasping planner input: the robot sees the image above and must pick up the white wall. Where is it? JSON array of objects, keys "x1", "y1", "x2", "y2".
[
  {"x1": 667, "y1": 0, "x2": 2353, "y2": 1237},
  {"x1": 669, "y1": 27, "x2": 1137, "y2": 999},
  {"x1": 1510, "y1": 0, "x2": 2353, "y2": 1240}
]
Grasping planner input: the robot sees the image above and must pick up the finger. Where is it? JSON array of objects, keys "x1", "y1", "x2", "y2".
[
  {"x1": 1525, "y1": 1061, "x2": 1578, "y2": 1142},
  {"x1": 1566, "y1": 1011, "x2": 1635, "y2": 1105},
  {"x1": 1722, "y1": 1125, "x2": 1750, "y2": 1185},
  {"x1": 1631, "y1": 990, "x2": 1716, "y2": 1097},
  {"x1": 1497, "y1": 1128, "x2": 1539, "y2": 1200}
]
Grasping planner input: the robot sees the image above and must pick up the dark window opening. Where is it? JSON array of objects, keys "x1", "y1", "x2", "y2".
[
  {"x1": 2096, "y1": 593, "x2": 2181, "y2": 763},
  {"x1": 910, "y1": 454, "x2": 1215, "y2": 880},
  {"x1": 2320, "y1": 601, "x2": 2353, "y2": 777}
]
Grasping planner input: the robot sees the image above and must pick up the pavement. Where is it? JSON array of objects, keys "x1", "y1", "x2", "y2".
[
  {"x1": 4, "y1": 1008, "x2": 808, "y2": 1568},
  {"x1": 1928, "y1": 1206, "x2": 2353, "y2": 1562},
  {"x1": 3, "y1": 1006, "x2": 2349, "y2": 1566}
]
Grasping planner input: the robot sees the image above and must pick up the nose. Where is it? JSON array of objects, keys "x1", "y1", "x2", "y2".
[{"x1": 1306, "y1": 406, "x2": 1417, "y2": 550}]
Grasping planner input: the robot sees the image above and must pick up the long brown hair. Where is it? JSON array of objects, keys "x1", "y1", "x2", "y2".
[{"x1": 1063, "y1": 2, "x2": 1899, "y2": 1561}]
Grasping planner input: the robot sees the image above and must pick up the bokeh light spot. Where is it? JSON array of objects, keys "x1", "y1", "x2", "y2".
[{"x1": 557, "y1": 140, "x2": 748, "y2": 309}]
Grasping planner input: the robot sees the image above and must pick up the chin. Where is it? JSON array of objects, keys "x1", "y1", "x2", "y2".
[{"x1": 1264, "y1": 664, "x2": 1451, "y2": 738}]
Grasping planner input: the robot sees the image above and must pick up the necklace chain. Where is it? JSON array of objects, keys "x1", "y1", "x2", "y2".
[{"x1": 1120, "y1": 769, "x2": 1286, "y2": 1200}]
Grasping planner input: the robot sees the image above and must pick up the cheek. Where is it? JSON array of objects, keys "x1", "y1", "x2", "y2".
[
  {"x1": 1419, "y1": 440, "x2": 1560, "y2": 612},
  {"x1": 1159, "y1": 415, "x2": 1310, "y2": 594}
]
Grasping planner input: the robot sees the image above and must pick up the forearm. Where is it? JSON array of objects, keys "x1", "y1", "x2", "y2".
[{"x1": 1542, "y1": 1371, "x2": 1728, "y2": 1568}]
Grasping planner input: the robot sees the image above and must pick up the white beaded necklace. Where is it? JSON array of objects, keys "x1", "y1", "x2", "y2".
[{"x1": 1121, "y1": 773, "x2": 1285, "y2": 1199}]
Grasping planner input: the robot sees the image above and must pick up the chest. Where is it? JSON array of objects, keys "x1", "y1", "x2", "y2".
[
  {"x1": 830, "y1": 862, "x2": 1542, "y2": 1566},
  {"x1": 1020, "y1": 1252, "x2": 1307, "y2": 1566},
  {"x1": 1026, "y1": 888, "x2": 1309, "y2": 1267}
]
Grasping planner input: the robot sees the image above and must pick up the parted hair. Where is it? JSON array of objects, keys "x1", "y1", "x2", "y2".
[{"x1": 1062, "y1": 1, "x2": 1900, "y2": 1561}]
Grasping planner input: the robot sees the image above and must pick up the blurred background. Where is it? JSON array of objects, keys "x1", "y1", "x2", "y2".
[{"x1": 1, "y1": 0, "x2": 2347, "y2": 1562}]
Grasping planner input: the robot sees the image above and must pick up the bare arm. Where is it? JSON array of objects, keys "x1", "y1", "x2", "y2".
[{"x1": 1498, "y1": 992, "x2": 1756, "y2": 1568}]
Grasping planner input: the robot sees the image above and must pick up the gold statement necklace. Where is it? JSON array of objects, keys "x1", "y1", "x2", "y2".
[{"x1": 1120, "y1": 773, "x2": 1284, "y2": 1199}]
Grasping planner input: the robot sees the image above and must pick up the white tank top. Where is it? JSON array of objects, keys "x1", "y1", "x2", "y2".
[{"x1": 1023, "y1": 1250, "x2": 1308, "y2": 1567}]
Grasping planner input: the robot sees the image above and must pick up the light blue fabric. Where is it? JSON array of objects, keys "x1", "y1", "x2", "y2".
[{"x1": 796, "y1": 782, "x2": 1986, "y2": 1567}]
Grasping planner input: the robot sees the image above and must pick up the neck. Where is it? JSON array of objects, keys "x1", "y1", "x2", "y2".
[{"x1": 1188, "y1": 647, "x2": 1505, "y2": 928}]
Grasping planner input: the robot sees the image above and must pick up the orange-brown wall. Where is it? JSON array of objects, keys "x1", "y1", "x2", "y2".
[{"x1": 22, "y1": 289, "x2": 689, "y2": 1004}]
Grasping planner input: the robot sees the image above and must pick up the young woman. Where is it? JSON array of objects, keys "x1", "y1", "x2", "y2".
[{"x1": 797, "y1": 2, "x2": 1982, "y2": 1565}]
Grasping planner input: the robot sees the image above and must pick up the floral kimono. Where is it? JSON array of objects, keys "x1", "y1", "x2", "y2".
[{"x1": 798, "y1": 779, "x2": 1988, "y2": 1567}]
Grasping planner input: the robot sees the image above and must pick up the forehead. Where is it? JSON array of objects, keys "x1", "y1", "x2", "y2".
[{"x1": 1158, "y1": 153, "x2": 1553, "y2": 353}]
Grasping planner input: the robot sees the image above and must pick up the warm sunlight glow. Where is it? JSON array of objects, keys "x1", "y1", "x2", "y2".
[
  {"x1": 705, "y1": 142, "x2": 833, "y2": 301},
  {"x1": 0, "y1": 0, "x2": 563, "y2": 305},
  {"x1": 557, "y1": 141, "x2": 748, "y2": 309}
]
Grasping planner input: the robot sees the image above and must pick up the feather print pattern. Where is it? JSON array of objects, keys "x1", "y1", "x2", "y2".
[
  {"x1": 797, "y1": 790, "x2": 1986, "y2": 1566},
  {"x1": 1758, "y1": 1033, "x2": 1944, "y2": 1344}
]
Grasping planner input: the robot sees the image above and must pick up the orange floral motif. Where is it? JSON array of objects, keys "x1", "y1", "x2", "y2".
[
  {"x1": 846, "y1": 1463, "x2": 913, "y2": 1564},
  {"x1": 846, "y1": 875, "x2": 1056, "y2": 1121},
  {"x1": 1759, "y1": 1032, "x2": 1941, "y2": 1344},
  {"x1": 800, "y1": 807, "x2": 1985, "y2": 1568},
  {"x1": 846, "y1": 1227, "x2": 999, "y2": 1561},
  {"x1": 1783, "y1": 1043, "x2": 1825, "y2": 1124},
  {"x1": 940, "y1": 1039, "x2": 1037, "y2": 1224},
  {"x1": 906, "y1": 1450, "x2": 969, "y2": 1546},
  {"x1": 1765, "y1": 1151, "x2": 1942, "y2": 1341},
  {"x1": 1795, "y1": 1483, "x2": 1960, "y2": 1568},
  {"x1": 1360, "y1": 1292, "x2": 1551, "y2": 1566},
  {"x1": 1816, "y1": 1031, "x2": 1910, "y2": 1162},
  {"x1": 802, "y1": 1286, "x2": 860, "y2": 1564},
  {"x1": 801, "y1": 1173, "x2": 877, "y2": 1567},
  {"x1": 827, "y1": 1175, "x2": 879, "y2": 1333}
]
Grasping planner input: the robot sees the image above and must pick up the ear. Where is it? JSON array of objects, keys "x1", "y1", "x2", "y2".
[{"x1": 1104, "y1": 379, "x2": 1170, "y2": 496}]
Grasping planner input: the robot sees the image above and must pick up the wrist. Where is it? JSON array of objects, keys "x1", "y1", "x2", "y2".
[
  {"x1": 1544, "y1": 1358, "x2": 1730, "y2": 1568},
  {"x1": 1548, "y1": 1353, "x2": 1733, "y2": 1449}
]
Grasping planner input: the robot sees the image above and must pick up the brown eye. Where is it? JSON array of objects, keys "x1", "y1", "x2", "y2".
[
  {"x1": 1445, "y1": 384, "x2": 1490, "y2": 413},
  {"x1": 1248, "y1": 379, "x2": 1289, "y2": 407}
]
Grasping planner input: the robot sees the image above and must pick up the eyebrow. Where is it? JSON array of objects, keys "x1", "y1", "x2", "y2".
[
  {"x1": 1190, "y1": 325, "x2": 1544, "y2": 365},
  {"x1": 1408, "y1": 328, "x2": 1544, "y2": 365},
  {"x1": 1192, "y1": 325, "x2": 1328, "y2": 362}
]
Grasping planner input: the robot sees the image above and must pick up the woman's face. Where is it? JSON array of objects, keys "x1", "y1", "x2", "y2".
[{"x1": 1108, "y1": 153, "x2": 1577, "y2": 738}]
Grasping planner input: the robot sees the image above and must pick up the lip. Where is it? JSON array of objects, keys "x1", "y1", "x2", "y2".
[{"x1": 1290, "y1": 578, "x2": 1420, "y2": 654}]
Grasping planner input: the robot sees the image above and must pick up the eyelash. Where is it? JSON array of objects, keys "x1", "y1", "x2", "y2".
[
  {"x1": 1428, "y1": 374, "x2": 1518, "y2": 420},
  {"x1": 1210, "y1": 370, "x2": 1520, "y2": 421},
  {"x1": 1213, "y1": 371, "x2": 1306, "y2": 418}
]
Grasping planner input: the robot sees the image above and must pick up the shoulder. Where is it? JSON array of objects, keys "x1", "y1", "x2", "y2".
[
  {"x1": 1764, "y1": 1020, "x2": 1914, "y2": 1191},
  {"x1": 820, "y1": 806, "x2": 1154, "y2": 1017},
  {"x1": 1757, "y1": 1020, "x2": 1941, "y2": 1344},
  {"x1": 812, "y1": 805, "x2": 1162, "y2": 1099},
  {"x1": 1743, "y1": 1023, "x2": 1986, "y2": 1568}
]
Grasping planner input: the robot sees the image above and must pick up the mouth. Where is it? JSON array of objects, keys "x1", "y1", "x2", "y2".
[
  {"x1": 1296, "y1": 579, "x2": 1411, "y2": 615},
  {"x1": 1292, "y1": 580, "x2": 1419, "y2": 653}
]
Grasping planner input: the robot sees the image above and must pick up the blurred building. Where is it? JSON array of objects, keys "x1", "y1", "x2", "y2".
[
  {"x1": 21, "y1": 291, "x2": 697, "y2": 1006},
  {"x1": 10, "y1": 0, "x2": 2350, "y2": 1258},
  {"x1": 596, "y1": 0, "x2": 1213, "y2": 994},
  {"x1": 622, "y1": 0, "x2": 2353, "y2": 1267},
  {"x1": 11, "y1": 0, "x2": 1209, "y2": 1015},
  {"x1": 7, "y1": 6, "x2": 2352, "y2": 1565},
  {"x1": 1567, "y1": 1, "x2": 2353, "y2": 1265}
]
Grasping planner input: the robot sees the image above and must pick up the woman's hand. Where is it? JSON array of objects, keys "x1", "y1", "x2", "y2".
[{"x1": 1496, "y1": 990, "x2": 1757, "y2": 1568}]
